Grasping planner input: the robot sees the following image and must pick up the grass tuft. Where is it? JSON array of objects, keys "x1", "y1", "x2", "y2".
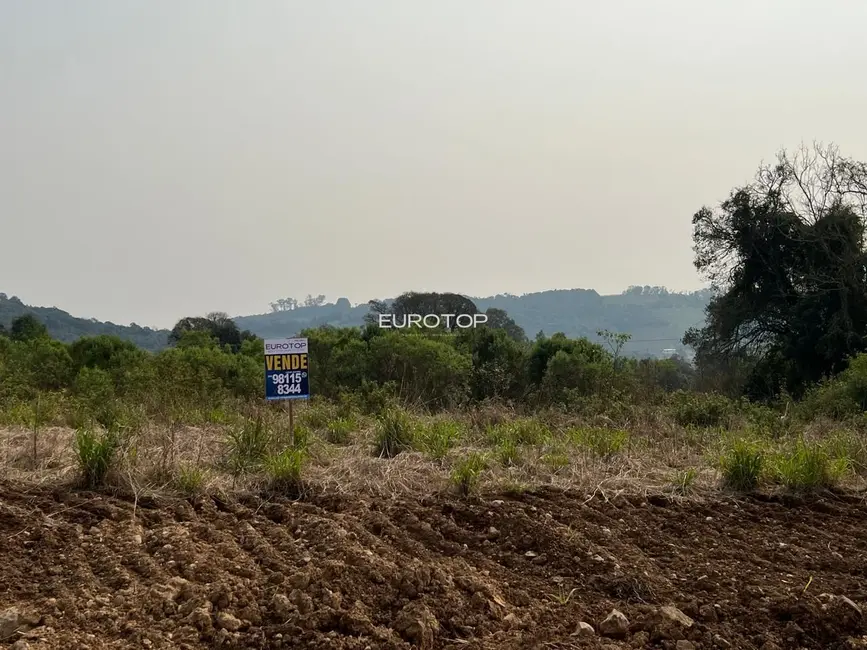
[
  {"x1": 263, "y1": 447, "x2": 306, "y2": 494},
  {"x1": 374, "y1": 407, "x2": 417, "y2": 458},
  {"x1": 450, "y1": 452, "x2": 487, "y2": 496},
  {"x1": 720, "y1": 438, "x2": 764, "y2": 491},
  {"x1": 74, "y1": 426, "x2": 120, "y2": 488}
]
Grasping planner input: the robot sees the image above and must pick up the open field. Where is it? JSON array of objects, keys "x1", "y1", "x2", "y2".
[{"x1": 1, "y1": 407, "x2": 867, "y2": 650}]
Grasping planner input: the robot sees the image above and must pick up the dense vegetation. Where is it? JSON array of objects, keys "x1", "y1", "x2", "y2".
[
  {"x1": 3, "y1": 143, "x2": 867, "y2": 498},
  {"x1": 0, "y1": 293, "x2": 169, "y2": 351},
  {"x1": 1, "y1": 289, "x2": 709, "y2": 359}
]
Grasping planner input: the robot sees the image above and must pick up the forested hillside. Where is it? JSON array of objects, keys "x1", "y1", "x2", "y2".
[
  {"x1": 238, "y1": 286, "x2": 710, "y2": 358},
  {"x1": 2, "y1": 288, "x2": 710, "y2": 357},
  {"x1": 0, "y1": 293, "x2": 169, "y2": 351}
]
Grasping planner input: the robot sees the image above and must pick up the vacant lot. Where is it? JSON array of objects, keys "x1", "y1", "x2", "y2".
[{"x1": 1, "y1": 479, "x2": 866, "y2": 650}]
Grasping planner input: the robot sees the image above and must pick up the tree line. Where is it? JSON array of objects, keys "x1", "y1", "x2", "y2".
[{"x1": 3, "y1": 142, "x2": 867, "y2": 425}]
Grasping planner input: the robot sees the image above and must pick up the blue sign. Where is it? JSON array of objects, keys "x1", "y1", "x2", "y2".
[{"x1": 264, "y1": 338, "x2": 310, "y2": 401}]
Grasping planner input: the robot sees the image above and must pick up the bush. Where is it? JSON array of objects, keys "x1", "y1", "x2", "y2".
[
  {"x1": 670, "y1": 391, "x2": 734, "y2": 428},
  {"x1": 798, "y1": 354, "x2": 867, "y2": 419}
]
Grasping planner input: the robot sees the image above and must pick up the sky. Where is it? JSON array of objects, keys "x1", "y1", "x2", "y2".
[{"x1": 3, "y1": 1, "x2": 867, "y2": 329}]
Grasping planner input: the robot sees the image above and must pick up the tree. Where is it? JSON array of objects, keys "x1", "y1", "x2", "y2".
[
  {"x1": 303, "y1": 294, "x2": 326, "y2": 308},
  {"x1": 686, "y1": 142, "x2": 867, "y2": 399},
  {"x1": 484, "y1": 308, "x2": 528, "y2": 343},
  {"x1": 365, "y1": 292, "x2": 479, "y2": 331},
  {"x1": 270, "y1": 297, "x2": 298, "y2": 312},
  {"x1": 10, "y1": 314, "x2": 48, "y2": 342},
  {"x1": 597, "y1": 329, "x2": 631, "y2": 372},
  {"x1": 169, "y1": 312, "x2": 255, "y2": 353}
]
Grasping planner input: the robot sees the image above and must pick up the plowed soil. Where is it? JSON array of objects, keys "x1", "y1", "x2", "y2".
[{"x1": 1, "y1": 482, "x2": 866, "y2": 649}]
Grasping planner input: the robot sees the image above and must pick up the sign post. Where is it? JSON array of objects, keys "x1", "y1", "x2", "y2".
[{"x1": 264, "y1": 338, "x2": 310, "y2": 446}]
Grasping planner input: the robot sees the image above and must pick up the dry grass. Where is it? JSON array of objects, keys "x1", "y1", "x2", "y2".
[{"x1": 2, "y1": 405, "x2": 867, "y2": 500}]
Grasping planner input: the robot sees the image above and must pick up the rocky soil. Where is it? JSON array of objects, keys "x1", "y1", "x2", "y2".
[{"x1": 1, "y1": 481, "x2": 866, "y2": 649}]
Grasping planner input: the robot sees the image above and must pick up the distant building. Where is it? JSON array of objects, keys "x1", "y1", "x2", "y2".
[{"x1": 661, "y1": 348, "x2": 677, "y2": 358}]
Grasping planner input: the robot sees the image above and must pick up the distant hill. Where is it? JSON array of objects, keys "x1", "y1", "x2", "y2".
[
  {"x1": 0, "y1": 293, "x2": 169, "y2": 352},
  {"x1": 2, "y1": 286, "x2": 711, "y2": 357},
  {"x1": 237, "y1": 286, "x2": 712, "y2": 358}
]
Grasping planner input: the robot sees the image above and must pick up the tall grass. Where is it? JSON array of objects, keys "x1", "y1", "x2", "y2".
[
  {"x1": 374, "y1": 407, "x2": 417, "y2": 458},
  {"x1": 74, "y1": 427, "x2": 120, "y2": 488},
  {"x1": 720, "y1": 438, "x2": 764, "y2": 491}
]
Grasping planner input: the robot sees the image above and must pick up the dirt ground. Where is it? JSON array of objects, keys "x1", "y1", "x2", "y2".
[{"x1": 1, "y1": 481, "x2": 866, "y2": 650}]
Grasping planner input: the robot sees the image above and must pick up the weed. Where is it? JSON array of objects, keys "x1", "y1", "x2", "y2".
[
  {"x1": 671, "y1": 467, "x2": 698, "y2": 495},
  {"x1": 772, "y1": 438, "x2": 846, "y2": 492},
  {"x1": 670, "y1": 391, "x2": 733, "y2": 428},
  {"x1": 263, "y1": 447, "x2": 306, "y2": 494},
  {"x1": 450, "y1": 452, "x2": 487, "y2": 496},
  {"x1": 568, "y1": 427, "x2": 629, "y2": 458},
  {"x1": 549, "y1": 584, "x2": 578, "y2": 605},
  {"x1": 175, "y1": 464, "x2": 208, "y2": 494},
  {"x1": 486, "y1": 419, "x2": 550, "y2": 447},
  {"x1": 225, "y1": 416, "x2": 272, "y2": 474},
  {"x1": 374, "y1": 407, "x2": 416, "y2": 458},
  {"x1": 74, "y1": 426, "x2": 120, "y2": 488},
  {"x1": 541, "y1": 446, "x2": 570, "y2": 471},
  {"x1": 325, "y1": 417, "x2": 355, "y2": 445},
  {"x1": 720, "y1": 438, "x2": 764, "y2": 491},
  {"x1": 418, "y1": 419, "x2": 464, "y2": 461},
  {"x1": 497, "y1": 438, "x2": 521, "y2": 466},
  {"x1": 299, "y1": 399, "x2": 336, "y2": 430}
]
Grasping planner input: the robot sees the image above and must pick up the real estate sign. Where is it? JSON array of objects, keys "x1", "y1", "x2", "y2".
[{"x1": 264, "y1": 338, "x2": 310, "y2": 401}]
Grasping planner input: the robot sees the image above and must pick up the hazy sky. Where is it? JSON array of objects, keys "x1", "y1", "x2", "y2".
[{"x1": 3, "y1": 1, "x2": 867, "y2": 329}]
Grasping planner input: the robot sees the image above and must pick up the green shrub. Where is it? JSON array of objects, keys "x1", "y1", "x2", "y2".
[
  {"x1": 671, "y1": 391, "x2": 733, "y2": 428},
  {"x1": 798, "y1": 354, "x2": 867, "y2": 420}
]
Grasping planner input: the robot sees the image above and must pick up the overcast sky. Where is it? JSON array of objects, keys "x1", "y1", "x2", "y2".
[{"x1": 3, "y1": 1, "x2": 867, "y2": 328}]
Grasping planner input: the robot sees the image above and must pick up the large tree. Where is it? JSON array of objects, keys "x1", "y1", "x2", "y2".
[
  {"x1": 685, "y1": 142, "x2": 867, "y2": 399},
  {"x1": 169, "y1": 311, "x2": 256, "y2": 352},
  {"x1": 364, "y1": 291, "x2": 479, "y2": 330}
]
